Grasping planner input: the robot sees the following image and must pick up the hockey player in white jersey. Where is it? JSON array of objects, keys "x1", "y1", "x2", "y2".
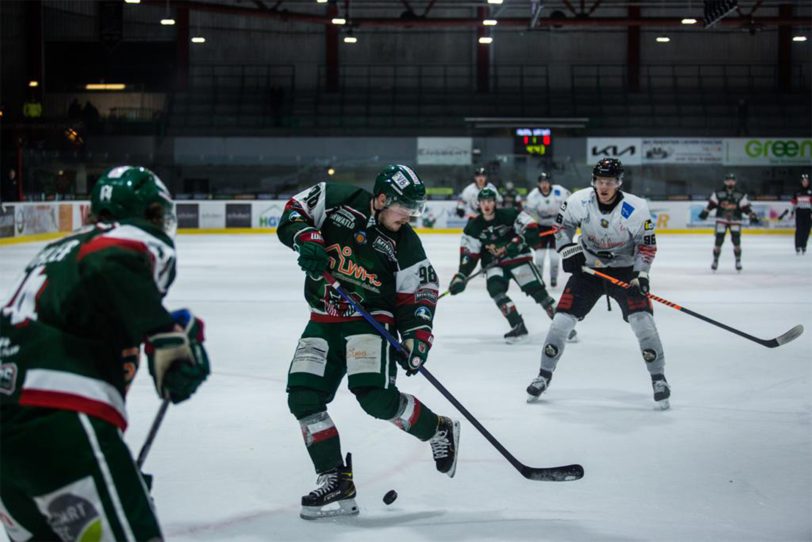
[
  {"x1": 456, "y1": 167, "x2": 502, "y2": 219},
  {"x1": 524, "y1": 172, "x2": 571, "y2": 287},
  {"x1": 525, "y1": 158, "x2": 671, "y2": 409}
]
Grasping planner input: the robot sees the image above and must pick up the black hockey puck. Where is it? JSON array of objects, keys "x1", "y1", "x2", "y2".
[{"x1": 383, "y1": 489, "x2": 398, "y2": 505}]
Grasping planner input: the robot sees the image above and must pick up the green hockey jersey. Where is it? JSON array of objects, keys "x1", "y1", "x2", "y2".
[
  {"x1": 0, "y1": 220, "x2": 176, "y2": 430},
  {"x1": 706, "y1": 187, "x2": 753, "y2": 224},
  {"x1": 277, "y1": 182, "x2": 439, "y2": 337},
  {"x1": 458, "y1": 208, "x2": 541, "y2": 276}
]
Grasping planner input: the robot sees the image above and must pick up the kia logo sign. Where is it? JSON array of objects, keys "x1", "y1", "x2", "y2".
[{"x1": 591, "y1": 145, "x2": 637, "y2": 157}]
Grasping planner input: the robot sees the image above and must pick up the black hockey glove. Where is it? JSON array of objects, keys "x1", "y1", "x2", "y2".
[
  {"x1": 455, "y1": 207, "x2": 466, "y2": 218},
  {"x1": 749, "y1": 213, "x2": 760, "y2": 225},
  {"x1": 559, "y1": 243, "x2": 586, "y2": 275},
  {"x1": 146, "y1": 309, "x2": 210, "y2": 404},
  {"x1": 629, "y1": 271, "x2": 650, "y2": 295},
  {"x1": 698, "y1": 209, "x2": 709, "y2": 220},
  {"x1": 448, "y1": 272, "x2": 467, "y2": 295},
  {"x1": 399, "y1": 330, "x2": 433, "y2": 376}
]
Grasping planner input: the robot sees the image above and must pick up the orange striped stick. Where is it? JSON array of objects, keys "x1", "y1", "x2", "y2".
[{"x1": 582, "y1": 267, "x2": 803, "y2": 349}]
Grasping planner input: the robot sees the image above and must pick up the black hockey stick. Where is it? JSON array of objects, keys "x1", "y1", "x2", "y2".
[
  {"x1": 136, "y1": 399, "x2": 170, "y2": 468},
  {"x1": 583, "y1": 267, "x2": 804, "y2": 348},
  {"x1": 323, "y1": 271, "x2": 584, "y2": 482},
  {"x1": 438, "y1": 229, "x2": 556, "y2": 300}
]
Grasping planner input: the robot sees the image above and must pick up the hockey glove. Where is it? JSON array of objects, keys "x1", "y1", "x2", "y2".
[
  {"x1": 294, "y1": 230, "x2": 330, "y2": 276},
  {"x1": 448, "y1": 273, "x2": 467, "y2": 295},
  {"x1": 505, "y1": 237, "x2": 522, "y2": 258},
  {"x1": 749, "y1": 213, "x2": 760, "y2": 225},
  {"x1": 559, "y1": 243, "x2": 586, "y2": 275},
  {"x1": 455, "y1": 207, "x2": 466, "y2": 218},
  {"x1": 399, "y1": 330, "x2": 433, "y2": 376},
  {"x1": 146, "y1": 309, "x2": 210, "y2": 404},
  {"x1": 629, "y1": 271, "x2": 650, "y2": 295},
  {"x1": 698, "y1": 209, "x2": 709, "y2": 220}
]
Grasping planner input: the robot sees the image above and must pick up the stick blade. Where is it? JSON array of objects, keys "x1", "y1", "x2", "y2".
[
  {"x1": 773, "y1": 324, "x2": 804, "y2": 347},
  {"x1": 521, "y1": 463, "x2": 584, "y2": 482}
]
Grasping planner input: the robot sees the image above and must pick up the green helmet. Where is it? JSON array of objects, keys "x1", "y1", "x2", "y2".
[
  {"x1": 373, "y1": 164, "x2": 427, "y2": 217},
  {"x1": 477, "y1": 187, "x2": 499, "y2": 202},
  {"x1": 91, "y1": 165, "x2": 175, "y2": 234}
]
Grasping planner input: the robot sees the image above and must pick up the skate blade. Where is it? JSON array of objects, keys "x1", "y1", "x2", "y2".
[
  {"x1": 505, "y1": 335, "x2": 529, "y2": 344},
  {"x1": 655, "y1": 398, "x2": 671, "y2": 410},
  {"x1": 526, "y1": 394, "x2": 541, "y2": 403},
  {"x1": 300, "y1": 498, "x2": 359, "y2": 520}
]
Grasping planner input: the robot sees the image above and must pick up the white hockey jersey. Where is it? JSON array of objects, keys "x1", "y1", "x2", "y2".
[
  {"x1": 524, "y1": 185, "x2": 571, "y2": 227},
  {"x1": 555, "y1": 188, "x2": 657, "y2": 272},
  {"x1": 456, "y1": 182, "x2": 502, "y2": 218}
]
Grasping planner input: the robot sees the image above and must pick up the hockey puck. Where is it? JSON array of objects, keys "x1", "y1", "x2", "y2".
[{"x1": 382, "y1": 489, "x2": 398, "y2": 505}]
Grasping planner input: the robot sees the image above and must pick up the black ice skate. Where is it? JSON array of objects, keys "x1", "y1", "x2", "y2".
[
  {"x1": 652, "y1": 374, "x2": 671, "y2": 410},
  {"x1": 735, "y1": 259, "x2": 742, "y2": 272},
  {"x1": 526, "y1": 369, "x2": 553, "y2": 403},
  {"x1": 430, "y1": 416, "x2": 460, "y2": 478},
  {"x1": 300, "y1": 453, "x2": 359, "y2": 520},
  {"x1": 504, "y1": 321, "x2": 529, "y2": 344},
  {"x1": 711, "y1": 258, "x2": 719, "y2": 271},
  {"x1": 566, "y1": 328, "x2": 579, "y2": 342},
  {"x1": 550, "y1": 277, "x2": 558, "y2": 288}
]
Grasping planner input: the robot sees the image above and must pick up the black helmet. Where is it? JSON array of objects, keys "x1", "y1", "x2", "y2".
[
  {"x1": 724, "y1": 172, "x2": 736, "y2": 181},
  {"x1": 474, "y1": 167, "x2": 487, "y2": 177},
  {"x1": 537, "y1": 172, "x2": 552, "y2": 183},
  {"x1": 592, "y1": 158, "x2": 624, "y2": 181}
]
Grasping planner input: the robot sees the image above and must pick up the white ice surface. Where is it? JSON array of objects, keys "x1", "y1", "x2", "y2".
[{"x1": 1, "y1": 234, "x2": 810, "y2": 542}]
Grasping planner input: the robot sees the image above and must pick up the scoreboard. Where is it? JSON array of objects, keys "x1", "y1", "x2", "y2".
[{"x1": 514, "y1": 128, "x2": 552, "y2": 156}]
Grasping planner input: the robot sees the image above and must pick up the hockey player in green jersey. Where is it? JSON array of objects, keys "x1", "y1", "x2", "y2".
[
  {"x1": 698, "y1": 173, "x2": 760, "y2": 271},
  {"x1": 0, "y1": 166, "x2": 210, "y2": 541},
  {"x1": 446, "y1": 187, "x2": 559, "y2": 343},
  {"x1": 277, "y1": 164, "x2": 460, "y2": 520}
]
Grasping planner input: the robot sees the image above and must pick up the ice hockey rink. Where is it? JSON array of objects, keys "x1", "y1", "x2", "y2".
[{"x1": 1, "y1": 232, "x2": 810, "y2": 542}]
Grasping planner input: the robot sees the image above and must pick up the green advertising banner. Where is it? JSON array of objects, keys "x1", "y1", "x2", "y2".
[{"x1": 723, "y1": 138, "x2": 812, "y2": 166}]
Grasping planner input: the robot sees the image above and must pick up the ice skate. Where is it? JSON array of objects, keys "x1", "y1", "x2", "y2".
[
  {"x1": 566, "y1": 328, "x2": 578, "y2": 342},
  {"x1": 550, "y1": 277, "x2": 558, "y2": 288},
  {"x1": 711, "y1": 258, "x2": 719, "y2": 271},
  {"x1": 735, "y1": 259, "x2": 742, "y2": 272},
  {"x1": 652, "y1": 374, "x2": 671, "y2": 410},
  {"x1": 430, "y1": 416, "x2": 460, "y2": 478},
  {"x1": 504, "y1": 321, "x2": 529, "y2": 344},
  {"x1": 526, "y1": 369, "x2": 553, "y2": 403},
  {"x1": 541, "y1": 296, "x2": 556, "y2": 320},
  {"x1": 300, "y1": 453, "x2": 359, "y2": 520}
]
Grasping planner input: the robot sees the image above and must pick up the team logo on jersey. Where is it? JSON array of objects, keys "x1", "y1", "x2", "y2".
[
  {"x1": 644, "y1": 219, "x2": 654, "y2": 231},
  {"x1": 354, "y1": 231, "x2": 367, "y2": 245},
  {"x1": 372, "y1": 236, "x2": 396, "y2": 262},
  {"x1": 0, "y1": 362, "x2": 18, "y2": 395},
  {"x1": 600, "y1": 218, "x2": 609, "y2": 228},
  {"x1": 414, "y1": 306, "x2": 432, "y2": 321},
  {"x1": 324, "y1": 288, "x2": 364, "y2": 318},
  {"x1": 330, "y1": 208, "x2": 357, "y2": 229},
  {"x1": 621, "y1": 201, "x2": 635, "y2": 219}
]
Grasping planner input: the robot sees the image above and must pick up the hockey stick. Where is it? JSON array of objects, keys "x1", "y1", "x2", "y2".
[
  {"x1": 582, "y1": 267, "x2": 804, "y2": 348},
  {"x1": 136, "y1": 399, "x2": 170, "y2": 469},
  {"x1": 438, "y1": 229, "x2": 557, "y2": 300},
  {"x1": 323, "y1": 271, "x2": 584, "y2": 482}
]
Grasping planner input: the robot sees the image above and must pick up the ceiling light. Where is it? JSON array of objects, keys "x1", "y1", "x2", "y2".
[
  {"x1": 191, "y1": 36, "x2": 206, "y2": 43},
  {"x1": 124, "y1": 0, "x2": 141, "y2": 3},
  {"x1": 656, "y1": 36, "x2": 671, "y2": 43},
  {"x1": 483, "y1": 19, "x2": 498, "y2": 26},
  {"x1": 344, "y1": 35, "x2": 357, "y2": 44},
  {"x1": 478, "y1": 36, "x2": 493, "y2": 44},
  {"x1": 793, "y1": 36, "x2": 807, "y2": 42},
  {"x1": 160, "y1": 18, "x2": 175, "y2": 25},
  {"x1": 28, "y1": 81, "x2": 39, "y2": 88},
  {"x1": 681, "y1": 18, "x2": 698, "y2": 24},
  {"x1": 85, "y1": 83, "x2": 126, "y2": 90},
  {"x1": 331, "y1": 17, "x2": 346, "y2": 25},
  {"x1": 487, "y1": 0, "x2": 503, "y2": 4},
  {"x1": 316, "y1": 0, "x2": 328, "y2": 3}
]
